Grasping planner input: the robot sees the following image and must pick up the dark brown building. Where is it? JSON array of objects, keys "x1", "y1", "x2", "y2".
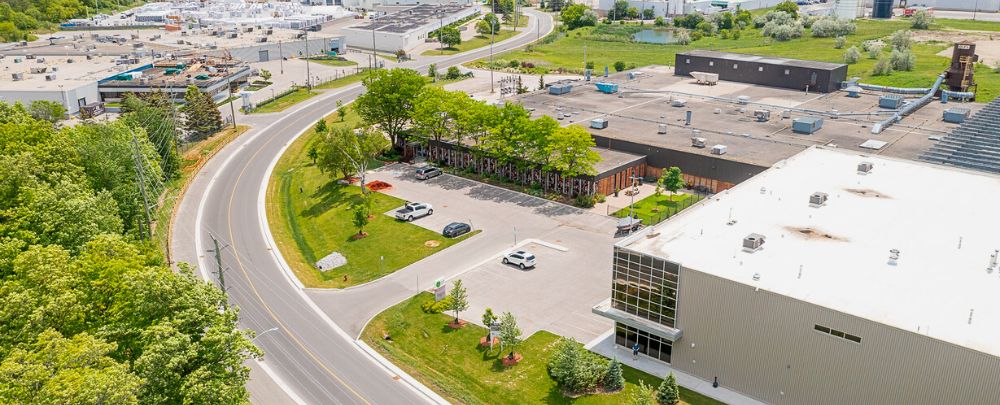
[{"x1": 674, "y1": 50, "x2": 848, "y2": 93}]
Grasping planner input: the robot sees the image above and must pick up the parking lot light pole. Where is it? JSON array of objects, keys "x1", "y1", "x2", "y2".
[
  {"x1": 252, "y1": 327, "x2": 279, "y2": 343},
  {"x1": 627, "y1": 175, "x2": 641, "y2": 234}
]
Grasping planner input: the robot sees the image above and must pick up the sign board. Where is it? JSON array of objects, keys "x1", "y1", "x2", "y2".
[
  {"x1": 488, "y1": 322, "x2": 501, "y2": 347},
  {"x1": 433, "y1": 278, "x2": 447, "y2": 301}
]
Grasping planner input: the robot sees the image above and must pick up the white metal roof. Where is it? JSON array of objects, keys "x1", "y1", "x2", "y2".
[{"x1": 623, "y1": 146, "x2": 1000, "y2": 357}]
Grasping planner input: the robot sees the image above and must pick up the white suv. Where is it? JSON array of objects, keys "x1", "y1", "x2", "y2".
[
  {"x1": 394, "y1": 202, "x2": 433, "y2": 221},
  {"x1": 502, "y1": 250, "x2": 536, "y2": 269}
]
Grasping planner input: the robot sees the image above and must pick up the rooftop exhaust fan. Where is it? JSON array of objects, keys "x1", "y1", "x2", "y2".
[
  {"x1": 809, "y1": 192, "x2": 828, "y2": 207},
  {"x1": 857, "y1": 161, "x2": 874, "y2": 174},
  {"x1": 743, "y1": 233, "x2": 766, "y2": 252}
]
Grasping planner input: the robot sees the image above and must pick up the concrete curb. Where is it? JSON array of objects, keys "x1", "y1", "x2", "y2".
[{"x1": 355, "y1": 340, "x2": 451, "y2": 405}]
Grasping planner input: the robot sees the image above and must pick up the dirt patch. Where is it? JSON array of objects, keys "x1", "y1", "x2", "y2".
[
  {"x1": 844, "y1": 188, "x2": 891, "y2": 199},
  {"x1": 424, "y1": 240, "x2": 441, "y2": 248},
  {"x1": 785, "y1": 226, "x2": 849, "y2": 242}
]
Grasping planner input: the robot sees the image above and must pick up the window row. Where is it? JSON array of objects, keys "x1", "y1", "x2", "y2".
[
  {"x1": 615, "y1": 323, "x2": 673, "y2": 363},
  {"x1": 814, "y1": 324, "x2": 862, "y2": 344}
]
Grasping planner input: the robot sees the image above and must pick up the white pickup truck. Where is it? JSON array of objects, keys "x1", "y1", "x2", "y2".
[{"x1": 394, "y1": 202, "x2": 433, "y2": 221}]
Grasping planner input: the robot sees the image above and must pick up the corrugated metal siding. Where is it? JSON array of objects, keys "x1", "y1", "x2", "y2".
[{"x1": 672, "y1": 268, "x2": 1000, "y2": 405}]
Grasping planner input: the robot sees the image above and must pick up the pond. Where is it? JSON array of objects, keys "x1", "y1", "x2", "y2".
[{"x1": 632, "y1": 29, "x2": 678, "y2": 44}]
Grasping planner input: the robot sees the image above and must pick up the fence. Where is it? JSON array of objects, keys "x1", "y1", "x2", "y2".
[{"x1": 606, "y1": 192, "x2": 705, "y2": 227}]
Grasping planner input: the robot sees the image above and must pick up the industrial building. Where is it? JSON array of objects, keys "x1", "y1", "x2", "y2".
[
  {"x1": 342, "y1": 4, "x2": 480, "y2": 52},
  {"x1": 512, "y1": 63, "x2": 978, "y2": 194},
  {"x1": 0, "y1": 55, "x2": 128, "y2": 115},
  {"x1": 864, "y1": 0, "x2": 1000, "y2": 13},
  {"x1": 97, "y1": 56, "x2": 252, "y2": 104},
  {"x1": 674, "y1": 50, "x2": 849, "y2": 93},
  {"x1": 593, "y1": 146, "x2": 1000, "y2": 405}
]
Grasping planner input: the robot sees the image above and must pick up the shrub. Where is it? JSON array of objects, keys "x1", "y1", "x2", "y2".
[
  {"x1": 690, "y1": 30, "x2": 703, "y2": 41},
  {"x1": 654, "y1": 16, "x2": 665, "y2": 26},
  {"x1": 834, "y1": 36, "x2": 846, "y2": 49},
  {"x1": 890, "y1": 48, "x2": 916, "y2": 71},
  {"x1": 548, "y1": 338, "x2": 609, "y2": 394},
  {"x1": 731, "y1": 29, "x2": 741, "y2": 40},
  {"x1": 675, "y1": 29, "x2": 691, "y2": 45},
  {"x1": 421, "y1": 296, "x2": 453, "y2": 314},
  {"x1": 801, "y1": 15, "x2": 817, "y2": 29},
  {"x1": 574, "y1": 194, "x2": 598, "y2": 208},
  {"x1": 812, "y1": 17, "x2": 856, "y2": 38},
  {"x1": 614, "y1": 61, "x2": 627, "y2": 72},
  {"x1": 595, "y1": 193, "x2": 607, "y2": 203},
  {"x1": 753, "y1": 10, "x2": 794, "y2": 28},
  {"x1": 719, "y1": 29, "x2": 729, "y2": 39},
  {"x1": 844, "y1": 46, "x2": 861, "y2": 64},
  {"x1": 672, "y1": 13, "x2": 704, "y2": 29},
  {"x1": 696, "y1": 21, "x2": 716, "y2": 36},
  {"x1": 585, "y1": 61, "x2": 595, "y2": 69},
  {"x1": 873, "y1": 57, "x2": 893, "y2": 76},
  {"x1": 890, "y1": 29, "x2": 912, "y2": 50},
  {"x1": 912, "y1": 9, "x2": 933, "y2": 29},
  {"x1": 446, "y1": 66, "x2": 462, "y2": 79},
  {"x1": 775, "y1": 0, "x2": 799, "y2": 18},
  {"x1": 865, "y1": 41, "x2": 885, "y2": 59},
  {"x1": 763, "y1": 20, "x2": 803, "y2": 41}
]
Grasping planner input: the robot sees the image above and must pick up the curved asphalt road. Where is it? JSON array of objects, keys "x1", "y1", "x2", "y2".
[{"x1": 171, "y1": 9, "x2": 555, "y2": 405}]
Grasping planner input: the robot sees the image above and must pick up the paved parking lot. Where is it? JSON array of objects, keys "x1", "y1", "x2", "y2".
[{"x1": 308, "y1": 163, "x2": 620, "y2": 342}]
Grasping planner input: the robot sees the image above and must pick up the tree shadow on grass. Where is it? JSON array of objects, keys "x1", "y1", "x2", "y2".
[{"x1": 301, "y1": 182, "x2": 357, "y2": 218}]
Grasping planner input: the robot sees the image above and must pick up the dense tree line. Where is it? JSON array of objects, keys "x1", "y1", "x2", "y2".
[
  {"x1": 0, "y1": 0, "x2": 139, "y2": 42},
  {"x1": 0, "y1": 102, "x2": 258, "y2": 403},
  {"x1": 354, "y1": 68, "x2": 601, "y2": 181}
]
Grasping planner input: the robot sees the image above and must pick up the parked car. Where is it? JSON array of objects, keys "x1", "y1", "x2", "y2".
[
  {"x1": 395, "y1": 202, "x2": 433, "y2": 221},
  {"x1": 502, "y1": 250, "x2": 536, "y2": 269},
  {"x1": 415, "y1": 166, "x2": 443, "y2": 180},
  {"x1": 442, "y1": 222, "x2": 471, "y2": 238}
]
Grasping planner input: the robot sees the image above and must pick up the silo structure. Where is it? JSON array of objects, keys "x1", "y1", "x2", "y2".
[{"x1": 872, "y1": 0, "x2": 893, "y2": 18}]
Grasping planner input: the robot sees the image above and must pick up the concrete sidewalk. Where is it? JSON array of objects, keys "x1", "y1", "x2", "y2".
[{"x1": 586, "y1": 331, "x2": 769, "y2": 405}]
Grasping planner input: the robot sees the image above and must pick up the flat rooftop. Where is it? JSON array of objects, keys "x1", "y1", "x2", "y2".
[
  {"x1": 513, "y1": 65, "x2": 980, "y2": 167},
  {"x1": 349, "y1": 4, "x2": 472, "y2": 34},
  {"x1": 0, "y1": 55, "x2": 129, "y2": 91},
  {"x1": 622, "y1": 146, "x2": 1000, "y2": 358},
  {"x1": 679, "y1": 49, "x2": 847, "y2": 71}
]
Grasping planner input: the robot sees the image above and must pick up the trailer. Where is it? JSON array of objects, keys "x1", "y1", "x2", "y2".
[{"x1": 690, "y1": 71, "x2": 719, "y2": 85}]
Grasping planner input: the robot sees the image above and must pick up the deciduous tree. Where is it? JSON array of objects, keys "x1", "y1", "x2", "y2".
[
  {"x1": 498, "y1": 311, "x2": 522, "y2": 360},
  {"x1": 355, "y1": 68, "x2": 425, "y2": 148},
  {"x1": 316, "y1": 126, "x2": 390, "y2": 191},
  {"x1": 446, "y1": 279, "x2": 469, "y2": 324}
]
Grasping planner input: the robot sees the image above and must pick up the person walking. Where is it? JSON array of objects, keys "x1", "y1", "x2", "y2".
[{"x1": 631, "y1": 342, "x2": 640, "y2": 360}]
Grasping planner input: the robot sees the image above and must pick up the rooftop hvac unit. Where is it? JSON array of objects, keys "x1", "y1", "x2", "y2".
[
  {"x1": 51, "y1": 66, "x2": 58, "y2": 72},
  {"x1": 671, "y1": 99, "x2": 686, "y2": 107},
  {"x1": 792, "y1": 117, "x2": 824, "y2": 134},
  {"x1": 11, "y1": 72, "x2": 24, "y2": 81},
  {"x1": 711, "y1": 144, "x2": 727, "y2": 155},
  {"x1": 36, "y1": 57, "x2": 45, "y2": 63},
  {"x1": 943, "y1": 107, "x2": 971, "y2": 123},
  {"x1": 45, "y1": 73, "x2": 56, "y2": 81},
  {"x1": 754, "y1": 110, "x2": 770, "y2": 122},
  {"x1": 29, "y1": 67, "x2": 47, "y2": 74},
  {"x1": 857, "y1": 161, "x2": 874, "y2": 174},
  {"x1": 13, "y1": 56, "x2": 21, "y2": 63},
  {"x1": 809, "y1": 192, "x2": 828, "y2": 206},
  {"x1": 878, "y1": 94, "x2": 904, "y2": 109},
  {"x1": 590, "y1": 118, "x2": 608, "y2": 129},
  {"x1": 781, "y1": 109, "x2": 791, "y2": 119},
  {"x1": 658, "y1": 124, "x2": 667, "y2": 134},
  {"x1": 227, "y1": 32, "x2": 238, "y2": 39},
  {"x1": 743, "y1": 233, "x2": 766, "y2": 252},
  {"x1": 737, "y1": 95, "x2": 751, "y2": 104},
  {"x1": 255, "y1": 36, "x2": 267, "y2": 43},
  {"x1": 66, "y1": 59, "x2": 73, "y2": 63},
  {"x1": 692, "y1": 137, "x2": 706, "y2": 148}
]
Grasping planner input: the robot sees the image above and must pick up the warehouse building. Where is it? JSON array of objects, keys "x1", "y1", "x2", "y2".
[
  {"x1": 342, "y1": 4, "x2": 480, "y2": 53},
  {"x1": 593, "y1": 146, "x2": 1000, "y2": 404},
  {"x1": 0, "y1": 55, "x2": 127, "y2": 116},
  {"x1": 675, "y1": 50, "x2": 849, "y2": 93}
]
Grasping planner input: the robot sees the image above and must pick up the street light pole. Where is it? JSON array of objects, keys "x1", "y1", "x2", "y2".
[
  {"x1": 490, "y1": 1, "x2": 496, "y2": 93},
  {"x1": 303, "y1": 28, "x2": 312, "y2": 90},
  {"x1": 371, "y1": 12, "x2": 379, "y2": 70},
  {"x1": 278, "y1": 40, "x2": 284, "y2": 74},
  {"x1": 973, "y1": 0, "x2": 980, "y2": 20},
  {"x1": 627, "y1": 175, "x2": 641, "y2": 234}
]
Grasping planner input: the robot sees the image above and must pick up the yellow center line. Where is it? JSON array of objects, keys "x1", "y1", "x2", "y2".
[{"x1": 225, "y1": 105, "x2": 373, "y2": 405}]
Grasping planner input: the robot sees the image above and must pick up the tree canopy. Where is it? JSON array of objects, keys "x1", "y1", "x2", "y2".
[{"x1": 355, "y1": 68, "x2": 426, "y2": 148}]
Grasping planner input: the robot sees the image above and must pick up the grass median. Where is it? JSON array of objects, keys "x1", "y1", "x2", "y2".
[
  {"x1": 266, "y1": 109, "x2": 477, "y2": 288},
  {"x1": 422, "y1": 30, "x2": 518, "y2": 56},
  {"x1": 362, "y1": 292, "x2": 725, "y2": 405}
]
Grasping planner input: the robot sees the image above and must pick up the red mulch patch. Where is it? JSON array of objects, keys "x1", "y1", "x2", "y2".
[
  {"x1": 501, "y1": 353, "x2": 524, "y2": 367},
  {"x1": 448, "y1": 320, "x2": 468, "y2": 329},
  {"x1": 346, "y1": 176, "x2": 360, "y2": 184},
  {"x1": 350, "y1": 232, "x2": 369, "y2": 240},
  {"x1": 366, "y1": 180, "x2": 392, "y2": 191},
  {"x1": 479, "y1": 336, "x2": 500, "y2": 347}
]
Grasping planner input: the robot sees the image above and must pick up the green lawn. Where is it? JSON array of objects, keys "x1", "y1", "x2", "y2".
[
  {"x1": 266, "y1": 109, "x2": 476, "y2": 288},
  {"x1": 309, "y1": 57, "x2": 359, "y2": 67},
  {"x1": 612, "y1": 193, "x2": 698, "y2": 226},
  {"x1": 933, "y1": 18, "x2": 1000, "y2": 32},
  {"x1": 251, "y1": 87, "x2": 319, "y2": 114},
  {"x1": 362, "y1": 292, "x2": 725, "y2": 405},
  {"x1": 313, "y1": 70, "x2": 372, "y2": 90},
  {"x1": 422, "y1": 30, "x2": 518, "y2": 56},
  {"x1": 476, "y1": 19, "x2": 1000, "y2": 101}
]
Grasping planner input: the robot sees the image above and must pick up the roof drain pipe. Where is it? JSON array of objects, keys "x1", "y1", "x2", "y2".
[
  {"x1": 871, "y1": 74, "x2": 945, "y2": 134},
  {"x1": 941, "y1": 89, "x2": 975, "y2": 101}
]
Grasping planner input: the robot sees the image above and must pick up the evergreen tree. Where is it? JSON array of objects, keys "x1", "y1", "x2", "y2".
[
  {"x1": 604, "y1": 358, "x2": 624, "y2": 392},
  {"x1": 180, "y1": 86, "x2": 218, "y2": 140},
  {"x1": 656, "y1": 372, "x2": 680, "y2": 405}
]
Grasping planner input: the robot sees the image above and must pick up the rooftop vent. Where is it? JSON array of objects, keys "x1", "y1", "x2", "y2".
[
  {"x1": 889, "y1": 248, "x2": 900, "y2": 263},
  {"x1": 809, "y1": 192, "x2": 828, "y2": 207},
  {"x1": 692, "y1": 137, "x2": 706, "y2": 148},
  {"x1": 743, "y1": 233, "x2": 766, "y2": 252},
  {"x1": 858, "y1": 161, "x2": 874, "y2": 174},
  {"x1": 657, "y1": 124, "x2": 667, "y2": 134},
  {"x1": 45, "y1": 73, "x2": 56, "y2": 81},
  {"x1": 752, "y1": 273, "x2": 761, "y2": 281},
  {"x1": 711, "y1": 144, "x2": 727, "y2": 155},
  {"x1": 11, "y1": 72, "x2": 24, "y2": 81}
]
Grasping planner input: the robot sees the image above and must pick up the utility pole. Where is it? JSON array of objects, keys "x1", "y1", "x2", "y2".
[
  {"x1": 129, "y1": 131, "x2": 154, "y2": 240},
  {"x1": 278, "y1": 40, "x2": 284, "y2": 74},
  {"x1": 304, "y1": 28, "x2": 313, "y2": 90},
  {"x1": 490, "y1": 0, "x2": 496, "y2": 93},
  {"x1": 226, "y1": 76, "x2": 237, "y2": 129},
  {"x1": 208, "y1": 234, "x2": 229, "y2": 304},
  {"x1": 371, "y1": 12, "x2": 379, "y2": 70}
]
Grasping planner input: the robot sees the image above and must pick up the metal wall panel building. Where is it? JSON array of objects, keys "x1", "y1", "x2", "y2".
[
  {"x1": 671, "y1": 267, "x2": 1000, "y2": 405},
  {"x1": 675, "y1": 50, "x2": 849, "y2": 93}
]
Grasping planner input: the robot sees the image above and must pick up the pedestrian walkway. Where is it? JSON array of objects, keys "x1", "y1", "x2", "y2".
[{"x1": 585, "y1": 331, "x2": 769, "y2": 405}]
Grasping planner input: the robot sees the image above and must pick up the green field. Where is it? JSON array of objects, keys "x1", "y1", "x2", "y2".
[
  {"x1": 252, "y1": 87, "x2": 318, "y2": 114},
  {"x1": 266, "y1": 109, "x2": 476, "y2": 288},
  {"x1": 422, "y1": 30, "x2": 518, "y2": 56},
  {"x1": 308, "y1": 57, "x2": 359, "y2": 67},
  {"x1": 475, "y1": 19, "x2": 1000, "y2": 101},
  {"x1": 362, "y1": 292, "x2": 726, "y2": 405},
  {"x1": 612, "y1": 192, "x2": 698, "y2": 226}
]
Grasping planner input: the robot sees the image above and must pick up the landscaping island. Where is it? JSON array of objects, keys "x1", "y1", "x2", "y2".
[{"x1": 362, "y1": 292, "x2": 725, "y2": 405}]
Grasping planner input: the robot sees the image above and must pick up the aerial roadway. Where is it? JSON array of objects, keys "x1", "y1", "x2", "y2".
[{"x1": 171, "y1": 8, "x2": 555, "y2": 405}]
